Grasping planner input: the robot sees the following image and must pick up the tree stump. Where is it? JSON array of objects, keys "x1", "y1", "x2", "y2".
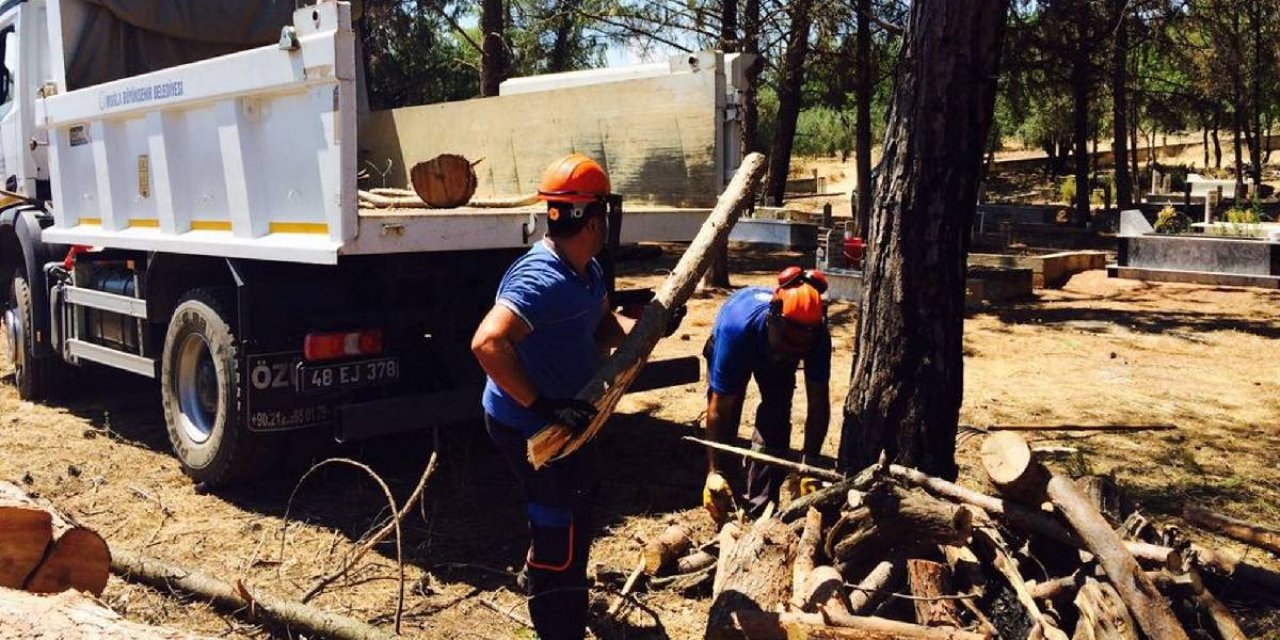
[
  {"x1": 0, "y1": 587, "x2": 211, "y2": 639},
  {"x1": 410, "y1": 154, "x2": 478, "y2": 208},
  {"x1": 0, "y1": 482, "x2": 109, "y2": 596},
  {"x1": 707, "y1": 518, "x2": 798, "y2": 639}
]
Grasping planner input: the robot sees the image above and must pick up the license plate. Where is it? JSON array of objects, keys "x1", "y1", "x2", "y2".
[{"x1": 298, "y1": 357, "x2": 400, "y2": 394}]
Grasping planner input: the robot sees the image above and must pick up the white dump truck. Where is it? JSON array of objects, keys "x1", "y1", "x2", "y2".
[{"x1": 0, "y1": 0, "x2": 747, "y2": 484}]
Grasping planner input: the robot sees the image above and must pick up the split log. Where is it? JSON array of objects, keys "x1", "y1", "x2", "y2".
[
  {"x1": 907, "y1": 560, "x2": 964, "y2": 628},
  {"x1": 793, "y1": 508, "x2": 823, "y2": 607},
  {"x1": 643, "y1": 524, "x2": 692, "y2": 575},
  {"x1": 1072, "y1": 578, "x2": 1139, "y2": 640},
  {"x1": 685, "y1": 436, "x2": 844, "y2": 483},
  {"x1": 409, "y1": 154, "x2": 478, "y2": 208},
  {"x1": 110, "y1": 548, "x2": 396, "y2": 640},
  {"x1": 1194, "y1": 586, "x2": 1246, "y2": 640},
  {"x1": 829, "y1": 485, "x2": 972, "y2": 566},
  {"x1": 847, "y1": 559, "x2": 902, "y2": 615},
  {"x1": 0, "y1": 481, "x2": 109, "y2": 596},
  {"x1": 714, "y1": 522, "x2": 744, "y2": 596},
  {"x1": 731, "y1": 611, "x2": 990, "y2": 640},
  {"x1": 0, "y1": 587, "x2": 211, "y2": 639},
  {"x1": 528, "y1": 152, "x2": 768, "y2": 468},
  {"x1": 981, "y1": 433, "x2": 1189, "y2": 640},
  {"x1": 707, "y1": 518, "x2": 798, "y2": 640},
  {"x1": 803, "y1": 566, "x2": 850, "y2": 615},
  {"x1": 1184, "y1": 506, "x2": 1280, "y2": 556}
]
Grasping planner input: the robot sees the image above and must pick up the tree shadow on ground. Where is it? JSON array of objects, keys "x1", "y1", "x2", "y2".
[{"x1": 985, "y1": 302, "x2": 1280, "y2": 339}]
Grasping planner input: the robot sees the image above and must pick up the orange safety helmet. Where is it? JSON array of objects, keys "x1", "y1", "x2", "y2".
[
  {"x1": 772, "y1": 267, "x2": 827, "y2": 327},
  {"x1": 537, "y1": 153, "x2": 611, "y2": 203}
]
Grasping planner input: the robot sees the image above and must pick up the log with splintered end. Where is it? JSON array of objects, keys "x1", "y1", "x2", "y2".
[
  {"x1": 1074, "y1": 578, "x2": 1140, "y2": 640},
  {"x1": 981, "y1": 433, "x2": 1189, "y2": 640},
  {"x1": 706, "y1": 519, "x2": 797, "y2": 639},
  {"x1": 907, "y1": 560, "x2": 964, "y2": 628},
  {"x1": 527, "y1": 152, "x2": 769, "y2": 469},
  {"x1": 643, "y1": 525, "x2": 691, "y2": 575},
  {"x1": 803, "y1": 566, "x2": 850, "y2": 616},
  {"x1": 713, "y1": 522, "x2": 743, "y2": 597},
  {"x1": 0, "y1": 587, "x2": 213, "y2": 639},
  {"x1": 793, "y1": 508, "x2": 823, "y2": 607}
]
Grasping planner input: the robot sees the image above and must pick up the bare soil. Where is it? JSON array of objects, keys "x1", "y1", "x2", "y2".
[{"x1": 2, "y1": 247, "x2": 1279, "y2": 639}]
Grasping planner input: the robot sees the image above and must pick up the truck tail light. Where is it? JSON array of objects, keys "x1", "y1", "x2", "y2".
[{"x1": 304, "y1": 329, "x2": 383, "y2": 362}]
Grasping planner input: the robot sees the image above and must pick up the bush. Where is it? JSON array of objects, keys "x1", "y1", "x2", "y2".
[{"x1": 1154, "y1": 205, "x2": 1190, "y2": 234}]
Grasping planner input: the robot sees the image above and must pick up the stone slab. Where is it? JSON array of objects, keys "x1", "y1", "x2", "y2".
[
  {"x1": 1125, "y1": 235, "x2": 1276, "y2": 277},
  {"x1": 729, "y1": 219, "x2": 818, "y2": 250},
  {"x1": 968, "y1": 251, "x2": 1107, "y2": 288},
  {"x1": 1107, "y1": 265, "x2": 1280, "y2": 289}
]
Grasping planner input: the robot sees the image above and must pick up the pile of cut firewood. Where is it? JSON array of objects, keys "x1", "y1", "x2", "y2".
[{"x1": 634, "y1": 433, "x2": 1279, "y2": 639}]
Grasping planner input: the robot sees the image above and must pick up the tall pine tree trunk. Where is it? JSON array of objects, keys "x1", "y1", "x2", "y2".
[
  {"x1": 1249, "y1": 0, "x2": 1264, "y2": 189},
  {"x1": 765, "y1": 1, "x2": 814, "y2": 207},
  {"x1": 741, "y1": 0, "x2": 762, "y2": 155},
  {"x1": 837, "y1": 0, "x2": 1010, "y2": 480},
  {"x1": 1072, "y1": 60, "x2": 1092, "y2": 226},
  {"x1": 855, "y1": 0, "x2": 874, "y2": 240},
  {"x1": 1111, "y1": 0, "x2": 1131, "y2": 208},
  {"x1": 702, "y1": 0, "x2": 741, "y2": 290},
  {"x1": 480, "y1": 0, "x2": 508, "y2": 97},
  {"x1": 546, "y1": 0, "x2": 583, "y2": 73}
]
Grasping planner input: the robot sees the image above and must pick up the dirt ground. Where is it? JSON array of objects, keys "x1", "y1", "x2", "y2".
[{"x1": 2, "y1": 247, "x2": 1280, "y2": 639}]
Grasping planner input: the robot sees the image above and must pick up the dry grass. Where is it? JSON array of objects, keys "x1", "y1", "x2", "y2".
[{"x1": 2, "y1": 250, "x2": 1279, "y2": 638}]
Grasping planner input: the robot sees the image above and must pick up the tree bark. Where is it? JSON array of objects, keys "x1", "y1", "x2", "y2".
[
  {"x1": 702, "y1": 0, "x2": 743, "y2": 291},
  {"x1": 854, "y1": 0, "x2": 874, "y2": 239},
  {"x1": 1111, "y1": 0, "x2": 1132, "y2": 208},
  {"x1": 714, "y1": 522, "x2": 744, "y2": 596},
  {"x1": 1072, "y1": 578, "x2": 1140, "y2": 640},
  {"x1": 838, "y1": 0, "x2": 1010, "y2": 480},
  {"x1": 793, "y1": 507, "x2": 823, "y2": 605},
  {"x1": 1184, "y1": 506, "x2": 1280, "y2": 555},
  {"x1": 1071, "y1": 58, "x2": 1092, "y2": 226},
  {"x1": 706, "y1": 519, "x2": 798, "y2": 639},
  {"x1": 0, "y1": 482, "x2": 109, "y2": 597},
  {"x1": 740, "y1": 0, "x2": 762, "y2": 154},
  {"x1": 0, "y1": 587, "x2": 211, "y2": 639},
  {"x1": 764, "y1": 0, "x2": 814, "y2": 206},
  {"x1": 828, "y1": 486, "x2": 972, "y2": 566},
  {"x1": 527, "y1": 153, "x2": 767, "y2": 467},
  {"x1": 479, "y1": 0, "x2": 507, "y2": 97},
  {"x1": 1195, "y1": 586, "x2": 1247, "y2": 640},
  {"x1": 546, "y1": 0, "x2": 583, "y2": 73},
  {"x1": 111, "y1": 548, "x2": 396, "y2": 640},
  {"x1": 906, "y1": 560, "x2": 963, "y2": 627}
]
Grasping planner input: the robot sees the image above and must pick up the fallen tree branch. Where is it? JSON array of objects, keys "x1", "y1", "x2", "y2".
[
  {"x1": 527, "y1": 152, "x2": 768, "y2": 468},
  {"x1": 110, "y1": 548, "x2": 396, "y2": 640},
  {"x1": 1184, "y1": 506, "x2": 1280, "y2": 556},
  {"x1": 683, "y1": 436, "x2": 844, "y2": 482}
]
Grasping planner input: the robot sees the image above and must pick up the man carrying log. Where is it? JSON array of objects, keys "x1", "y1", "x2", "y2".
[
  {"x1": 702, "y1": 268, "x2": 833, "y2": 520},
  {"x1": 470, "y1": 153, "x2": 682, "y2": 640}
]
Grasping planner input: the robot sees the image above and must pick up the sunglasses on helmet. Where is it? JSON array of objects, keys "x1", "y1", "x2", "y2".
[{"x1": 776, "y1": 267, "x2": 829, "y2": 295}]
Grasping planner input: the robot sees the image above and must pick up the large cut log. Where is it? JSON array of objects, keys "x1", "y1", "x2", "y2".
[
  {"x1": 714, "y1": 522, "x2": 744, "y2": 596},
  {"x1": 409, "y1": 154, "x2": 478, "y2": 208},
  {"x1": 981, "y1": 433, "x2": 1189, "y2": 640},
  {"x1": 828, "y1": 485, "x2": 972, "y2": 566},
  {"x1": 730, "y1": 611, "x2": 990, "y2": 639},
  {"x1": 706, "y1": 518, "x2": 797, "y2": 640},
  {"x1": 1184, "y1": 506, "x2": 1280, "y2": 555},
  {"x1": 0, "y1": 586, "x2": 211, "y2": 639},
  {"x1": 907, "y1": 560, "x2": 963, "y2": 628},
  {"x1": 644, "y1": 524, "x2": 692, "y2": 575},
  {"x1": 111, "y1": 548, "x2": 396, "y2": 640},
  {"x1": 1072, "y1": 578, "x2": 1139, "y2": 640},
  {"x1": 528, "y1": 152, "x2": 768, "y2": 468},
  {"x1": 793, "y1": 508, "x2": 823, "y2": 607},
  {"x1": 0, "y1": 481, "x2": 109, "y2": 596}
]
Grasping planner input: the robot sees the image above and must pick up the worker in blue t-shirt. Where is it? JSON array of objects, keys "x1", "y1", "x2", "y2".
[
  {"x1": 701, "y1": 268, "x2": 833, "y2": 520},
  {"x1": 470, "y1": 154, "x2": 682, "y2": 640}
]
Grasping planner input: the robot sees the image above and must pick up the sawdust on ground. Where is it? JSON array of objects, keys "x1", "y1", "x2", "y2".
[{"x1": 1, "y1": 250, "x2": 1278, "y2": 638}]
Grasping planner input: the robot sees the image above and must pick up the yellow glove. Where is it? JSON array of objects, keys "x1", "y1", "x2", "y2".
[
  {"x1": 703, "y1": 472, "x2": 734, "y2": 525},
  {"x1": 798, "y1": 476, "x2": 822, "y2": 496}
]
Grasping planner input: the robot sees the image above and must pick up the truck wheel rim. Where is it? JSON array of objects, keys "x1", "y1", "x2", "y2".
[
  {"x1": 175, "y1": 333, "x2": 219, "y2": 444},
  {"x1": 2, "y1": 306, "x2": 23, "y2": 376}
]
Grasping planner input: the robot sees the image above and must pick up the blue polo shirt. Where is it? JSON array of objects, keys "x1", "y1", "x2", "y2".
[
  {"x1": 707, "y1": 287, "x2": 832, "y2": 396},
  {"x1": 482, "y1": 240, "x2": 607, "y2": 437}
]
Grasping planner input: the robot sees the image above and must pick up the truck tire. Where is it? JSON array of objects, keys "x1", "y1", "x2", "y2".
[
  {"x1": 161, "y1": 289, "x2": 278, "y2": 486},
  {"x1": 3, "y1": 273, "x2": 58, "y2": 400}
]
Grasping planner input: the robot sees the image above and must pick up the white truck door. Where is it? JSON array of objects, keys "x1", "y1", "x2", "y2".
[{"x1": 0, "y1": 20, "x2": 18, "y2": 190}]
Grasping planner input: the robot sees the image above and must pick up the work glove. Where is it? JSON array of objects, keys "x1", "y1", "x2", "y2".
[
  {"x1": 703, "y1": 471, "x2": 735, "y2": 526},
  {"x1": 530, "y1": 396, "x2": 598, "y2": 436},
  {"x1": 664, "y1": 304, "x2": 688, "y2": 338},
  {"x1": 785, "y1": 474, "x2": 823, "y2": 501}
]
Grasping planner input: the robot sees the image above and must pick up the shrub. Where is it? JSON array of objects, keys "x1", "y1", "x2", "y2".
[{"x1": 1155, "y1": 205, "x2": 1190, "y2": 234}]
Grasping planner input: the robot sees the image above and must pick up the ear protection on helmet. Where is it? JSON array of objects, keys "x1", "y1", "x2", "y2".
[{"x1": 777, "y1": 266, "x2": 829, "y2": 295}]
